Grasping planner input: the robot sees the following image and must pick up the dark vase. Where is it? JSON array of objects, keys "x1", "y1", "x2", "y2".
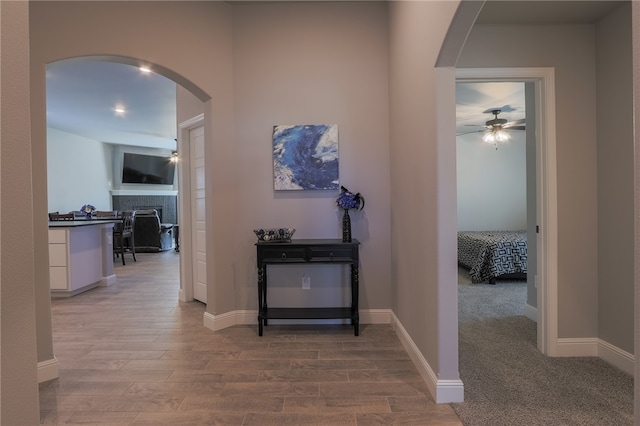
[{"x1": 342, "y1": 208, "x2": 352, "y2": 243}]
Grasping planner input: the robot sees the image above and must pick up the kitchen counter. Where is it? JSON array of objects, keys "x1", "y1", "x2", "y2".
[{"x1": 48, "y1": 220, "x2": 118, "y2": 297}]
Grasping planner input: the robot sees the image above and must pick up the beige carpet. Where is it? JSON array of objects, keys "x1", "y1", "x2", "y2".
[{"x1": 452, "y1": 267, "x2": 633, "y2": 425}]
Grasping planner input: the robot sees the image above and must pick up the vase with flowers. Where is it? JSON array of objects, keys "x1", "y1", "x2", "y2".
[
  {"x1": 80, "y1": 204, "x2": 96, "y2": 219},
  {"x1": 336, "y1": 186, "x2": 364, "y2": 243}
]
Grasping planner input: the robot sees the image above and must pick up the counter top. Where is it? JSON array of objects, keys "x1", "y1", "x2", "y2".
[{"x1": 48, "y1": 220, "x2": 120, "y2": 228}]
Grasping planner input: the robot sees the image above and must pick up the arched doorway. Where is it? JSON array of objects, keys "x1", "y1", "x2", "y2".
[
  {"x1": 40, "y1": 55, "x2": 209, "y2": 382},
  {"x1": 436, "y1": 5, "x2": 559, "y2": 361}
]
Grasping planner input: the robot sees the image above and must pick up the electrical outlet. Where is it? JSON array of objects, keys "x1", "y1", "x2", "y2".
[{"x1": 302, "y1": 276, "x2": 311, "y2": 290}]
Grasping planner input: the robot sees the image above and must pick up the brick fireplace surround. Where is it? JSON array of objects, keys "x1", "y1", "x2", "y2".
[{"x1": 112, "y1": 195, "x2": 178, "y2": 224}]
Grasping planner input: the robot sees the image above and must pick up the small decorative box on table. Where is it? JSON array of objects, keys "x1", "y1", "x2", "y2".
[{"x1": 255, "y1": 238, "x2": 360, "y2": 336}]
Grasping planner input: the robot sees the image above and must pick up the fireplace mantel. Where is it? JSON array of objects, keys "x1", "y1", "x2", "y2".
[{"x1": 111, "y1": 190, "x2": 178, "y2": 196}]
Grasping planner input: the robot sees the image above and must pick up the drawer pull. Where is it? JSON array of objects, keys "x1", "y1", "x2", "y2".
[
  {"x1": 281, "y1": 253, "x2": 287, "y2": 260},
  {"x1": 330, "y1": 252, "x2": 334, "y2": 260}
]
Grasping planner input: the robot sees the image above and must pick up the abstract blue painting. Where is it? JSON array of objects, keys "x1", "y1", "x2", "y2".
[{"x1": 272, "y1": 124, "x2": 339, "y2": 190}]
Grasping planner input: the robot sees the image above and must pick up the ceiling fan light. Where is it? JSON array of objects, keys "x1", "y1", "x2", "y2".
[
  {"x1": 482, "y1": 131, "x2": 496, "y2": 144},
  {"x1": 495, "y1": 129, "x2": 510, "y2": 142}
]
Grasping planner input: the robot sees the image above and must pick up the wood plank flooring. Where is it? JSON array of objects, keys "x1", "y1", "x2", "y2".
[{"x1": 40, "y1": 250, "x2": 462, "y2": 425}]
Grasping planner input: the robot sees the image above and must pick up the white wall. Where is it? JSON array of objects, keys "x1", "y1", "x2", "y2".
[
  {"x1": 47, "y1": 128, "x2": 112, "y2": 213},
  {"x1": 456, "y1": 131, "x2": 527, "y2": 231},
  {"x1": 47, "y1": 128, "x2": 177, "y2": 215}
]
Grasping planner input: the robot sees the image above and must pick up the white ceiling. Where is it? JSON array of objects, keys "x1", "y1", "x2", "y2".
[
  {"x1": 43, "y1": 1, "x2": 622, "y2": 151},
  {"x1": 456, "y1": 82, "x2": 525, "y2": 136},
  {"x1": 46, "y1": 60, "x2": 177, "y2": 150}
]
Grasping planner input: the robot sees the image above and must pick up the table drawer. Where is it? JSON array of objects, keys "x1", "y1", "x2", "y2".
[
  {"x1": 260, "y1": 247, "x2": 307, "y2": 262},
  {"x1": 309, "y1": 247, "x2": 355, "y2": 262}
]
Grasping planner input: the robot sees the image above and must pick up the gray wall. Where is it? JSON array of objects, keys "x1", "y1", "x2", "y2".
[
  {"x1": 458, "y1": 3, "x2": 635, "y2": 352},
  {"x1": 29, "y1": 0, "x2": 237, "y2": 374},
  {"x1": 458, "y1": 23, "x2": 600, "y2": 339},
  {"x1": 29, "y1": 0, "x2": 398, "y2": 369},
  {"x1": 3, "y1": 2, "x2": 637, "y2": 422},
  {"x1": 596, "y1": 3, "x2": 634, "y2": 354},
  {"x1": 388, "y1": 0, "x2": 461, "y2": 380},
  {"x1": 230, "y1": 1, "x2": 392, "y2": 312},
  {"x1": 27, "y1": 0, "x2": 461, "y2": 393},
  {"x1": 0, "y1": 2, "x2": 41, "y2": 424},
  {"x1": 632, "y1": 2, "x2": 640, "y2": 419}
]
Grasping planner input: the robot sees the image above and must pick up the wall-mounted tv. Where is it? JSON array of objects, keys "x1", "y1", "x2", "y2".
[{"x1": 122, "y1": 152, "x2": 176, "y2": 185}]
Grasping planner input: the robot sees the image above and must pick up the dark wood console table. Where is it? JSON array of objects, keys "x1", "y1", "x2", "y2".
[{"x1": 256, "y1": 239, "x2": 360, "y2": 336}]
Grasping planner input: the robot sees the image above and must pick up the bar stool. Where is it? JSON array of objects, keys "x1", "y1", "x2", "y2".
[{"x1": 113, "y1": 210, "x2": 137, "y2": 265}]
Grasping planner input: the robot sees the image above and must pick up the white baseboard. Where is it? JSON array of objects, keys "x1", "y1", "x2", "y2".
[
  {"x1": 100, "y1": 274, "x2": 117, "y2": 287},
  {"x1": 556, "y1": 337, "x2": 634, "y2": 375},
  {"x1": 203, "y1": 309, "x2": 394, "y2": 330},
  {"x1": 360, "y1": 308, "x2": 394, "y2": 324},
  {"x1": 556, "y1": 337, "x2": 599, "y2": 357},
  {"x1": 597, "y1": 339, "x2": 634, "y2": 375},
  {"x1": 201, "y1": 308, "x2": 463, "y2": 403},
  {"x1": 524, "y1": 303, "x2": 537, "y2": 323},
  {"x1": 390, "y1": 312, "x2": 464, "y2": 403},
  {"x1": 203, "y1": 310, "x2": 244, "y2": 331},
  {"x1": 37, "y1": 357, "x2": 59, "y2": 383}
]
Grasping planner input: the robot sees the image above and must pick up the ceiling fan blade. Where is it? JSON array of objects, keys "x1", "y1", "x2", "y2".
[
  {"x1": 462, "y1": 124, "x2": 491, "y2": 131},
  {"x1": 456, "y1": 129, "x2": 484, "y2": 136},
  {"x1": 503, "y1": 118, "x2": 525, "y2": 128},
  {"x1": 507, "y1": 126, "x2": 526, "y2": 131},
  {"x1": 482, "y1": 105, "x2": 516, "y2": 114}
]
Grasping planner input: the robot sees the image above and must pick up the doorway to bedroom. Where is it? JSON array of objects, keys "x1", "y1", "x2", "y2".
[
  {"x1": 454, "y1": 75, "x2": 547, "y2": 408},
  {"x1": 455, "y1": 80, "x2": 536, "y2": 318}
]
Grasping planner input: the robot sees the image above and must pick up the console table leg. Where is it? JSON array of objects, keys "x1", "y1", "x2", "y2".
[
  {"x1": 352, "y1": 264, "x2": 360, "y2": 336},
  {"x1": 263, "y1": 266, "x2": 268, "y2": 327},
  {"x1": 258, "y1": 265, "x2": 265, "y2": 335}
]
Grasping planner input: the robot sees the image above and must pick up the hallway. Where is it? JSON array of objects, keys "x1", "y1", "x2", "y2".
[{"x1": 39, "y1": 251, "x2": 461, "y2": 425}]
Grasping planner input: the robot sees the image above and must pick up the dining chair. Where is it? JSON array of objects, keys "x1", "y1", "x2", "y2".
[
  {"x1": 95, "y1": 210, "x2": 118, "y2": 219},
  {"x1": 113, "y1": 210, "x2": 136, "y2": 265},
  {"x1": 48, "y1": 212, "x2": 74, "y2": 221}
]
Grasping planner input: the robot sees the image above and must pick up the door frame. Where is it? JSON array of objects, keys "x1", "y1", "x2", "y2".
[
  {"x1": 177, "y1": 113, "x2": 204, "y2": 302},
  {"x1": 455, "y1": 67, "x2": 558, "y2": 356}
]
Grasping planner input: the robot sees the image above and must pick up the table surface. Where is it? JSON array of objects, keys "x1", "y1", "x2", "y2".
[
  {"x1": 256, "y1": 238, "x2": 360, "y2": 246},
  {"x1": 48, "y1": 219, "x2": 120, "y2": 228}
]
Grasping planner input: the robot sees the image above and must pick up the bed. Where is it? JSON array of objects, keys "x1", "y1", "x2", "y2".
[{"x1": 458, "y1": 230, "x2": 527, "y2": 284}]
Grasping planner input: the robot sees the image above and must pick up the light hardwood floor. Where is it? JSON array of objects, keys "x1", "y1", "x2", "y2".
[{"x1": 40, "y1": 250, "x2": 462, "y2": 425}]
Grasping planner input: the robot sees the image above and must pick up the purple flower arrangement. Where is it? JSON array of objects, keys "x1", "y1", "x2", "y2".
[
  {"x1": 80, "y1": 204, "x2": 96, "y2": 215},
  {"x1": 336, "y1": 186, "x2": 364, "y2": 210}
]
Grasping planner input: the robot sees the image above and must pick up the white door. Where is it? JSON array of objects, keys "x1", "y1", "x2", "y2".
[{"x1": 190, "y1": 125, "x2": 207, "y2": 303}]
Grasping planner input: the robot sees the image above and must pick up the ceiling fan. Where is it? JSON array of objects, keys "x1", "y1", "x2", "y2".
[{"x1": 457, "y1": 106, "x2": 526, "y2": 145}]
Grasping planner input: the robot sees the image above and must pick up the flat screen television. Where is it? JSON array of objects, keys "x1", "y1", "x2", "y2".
[{"x1": 122, "y1": 152, "x2": 176, "y2": 185}]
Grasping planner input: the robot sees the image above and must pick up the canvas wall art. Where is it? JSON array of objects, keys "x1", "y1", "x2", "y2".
[{"x1": 272, "y1": 124, "x2": 339, "y2": 191}]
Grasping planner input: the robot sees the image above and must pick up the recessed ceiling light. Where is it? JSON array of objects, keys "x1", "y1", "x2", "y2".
[
  {"x1": 114, "y1": 106, "x2": 126, "y2": 115},
  {"x1": 139, "y1": 66, "x2": 151, "y2": 73}
]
